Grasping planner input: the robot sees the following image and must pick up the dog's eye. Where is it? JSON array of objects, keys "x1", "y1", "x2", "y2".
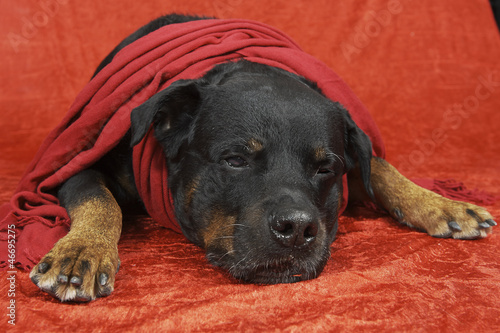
[
  {"x1": 316, "y1": 168, "x2": 333, "y2": 176},
  {"x1": 225, "y1": 156, "x2": 248, "y2": 168}
]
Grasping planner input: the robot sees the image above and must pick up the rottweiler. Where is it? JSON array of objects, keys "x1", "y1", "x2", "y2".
[{"x1": 29, "y1": 14, "x2": 496, "y2": 302}]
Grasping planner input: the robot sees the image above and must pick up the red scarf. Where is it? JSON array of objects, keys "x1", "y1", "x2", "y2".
[{"x1": 0, "y1": 19, "x2": 385, "y2": 270}]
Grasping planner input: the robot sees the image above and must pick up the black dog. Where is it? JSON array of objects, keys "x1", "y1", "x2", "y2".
[{"x1": 30, "y1": 14, "x2": 496, "y2": 302}]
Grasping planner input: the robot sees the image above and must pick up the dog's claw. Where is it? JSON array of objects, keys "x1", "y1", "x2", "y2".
[
  {"x1": 57, "y1": 274, "x2": 68, "y2": 284},
  {"x1": 486, "y1": 219, "x2": 497, "y2": 226},
  {"x1": 393, "y1": 208, "x2": 405, "y2": 222},
  {"x1": 99, "y1": 273, "x2": 109, "y2": 286},
  {"x1": 38, "y1": 262, "x2": 49, "y2": 274},
  {"x1": 70, "y1": 276, "x2": 82, "y2": 287},
  {"x1": 478, "y1": 222, "x2": 491, "y2": 229},
  {"x1": 448, "y1": 221, "x2": 462, "y2": 232}
]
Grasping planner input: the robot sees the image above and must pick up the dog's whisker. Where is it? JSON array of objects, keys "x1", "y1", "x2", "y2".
[
  {"x1": 228, "y1": 252, "x2": 251, "y2": 274},
  {"x1": 213, "y1": 236, "x2": 234, "y2": 240},
  {"x1": 218, "y1": 223, "x2": 248, "y2": 232},
  {"x1": 216, "y1": 250, "x2": 236, "y2": 262},
  {"x1": 326, "y1": 151, "x2": 345, "y2": 167}
]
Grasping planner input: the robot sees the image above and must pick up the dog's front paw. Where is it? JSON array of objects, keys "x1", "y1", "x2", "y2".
[
  {"x1": 29, "y1": 233, "x2": 120, "y2": 302},
  {"x1": 392, "y1": 193, "x2": 496, "y2": 240}
]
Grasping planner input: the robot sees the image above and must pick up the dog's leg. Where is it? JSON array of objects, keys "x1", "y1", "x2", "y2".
[
  {"x1": 348, "y1": 157, "x2": 496, "y2": 239},
  {"x1": 30, "y1": 169, "x2": 122, "y2": 302}
]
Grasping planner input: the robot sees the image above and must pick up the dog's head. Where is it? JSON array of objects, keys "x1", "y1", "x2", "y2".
[{"x1": 130, "y1": 60, "x2": 372, "y2": 284}]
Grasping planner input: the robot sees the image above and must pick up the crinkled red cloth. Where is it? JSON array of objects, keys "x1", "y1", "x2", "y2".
[{"x1": 0, "y1": 18, "x2": 385, "y2": 271}]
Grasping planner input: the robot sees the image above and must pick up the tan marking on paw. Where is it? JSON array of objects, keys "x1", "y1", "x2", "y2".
[{"x1": 369, "y1": 158, "x2": 495, "y2": 239}]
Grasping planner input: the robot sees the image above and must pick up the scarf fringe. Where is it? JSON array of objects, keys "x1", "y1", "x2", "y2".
[
  {"x1": 0, "y1": 211, "x2": 71, "y2": 271},
  {"x1": 412, "y1": 178, "x2": 497, "y2": 206}
]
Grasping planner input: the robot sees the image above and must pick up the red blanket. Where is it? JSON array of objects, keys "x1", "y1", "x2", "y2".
[{"x1": 0, "y1": 18, "x2": 386, "y2": 271}]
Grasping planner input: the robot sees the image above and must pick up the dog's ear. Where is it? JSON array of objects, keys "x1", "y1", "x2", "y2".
[
  {"x1": 339, "y1": 104, "x2": 375, "y2": 200},
  {"x1": 130, "y1": 80, "x2": 201, "y2": 158}
]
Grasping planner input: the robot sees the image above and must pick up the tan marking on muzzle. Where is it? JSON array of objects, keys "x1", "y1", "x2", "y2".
[{"x1": 202, "y1": 210, "x2": 235, "y2": 252}]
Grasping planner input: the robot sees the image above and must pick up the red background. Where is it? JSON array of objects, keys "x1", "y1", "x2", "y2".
[{"x1": 1, "y1": 0, "x2": 499, "y2": 331}]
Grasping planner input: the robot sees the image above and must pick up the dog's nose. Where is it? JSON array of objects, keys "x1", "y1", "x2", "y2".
[{"x1": 270, "y1": 209, "x2": 318, "y2": 248}]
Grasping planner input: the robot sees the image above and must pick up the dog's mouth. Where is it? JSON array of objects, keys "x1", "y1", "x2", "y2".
[
  {"x1": 207, "y1": 249, "x2": 330, "y2": 285},
  {"x1": 239, "y1": 264, "x2": 314, "y2": 284}
]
